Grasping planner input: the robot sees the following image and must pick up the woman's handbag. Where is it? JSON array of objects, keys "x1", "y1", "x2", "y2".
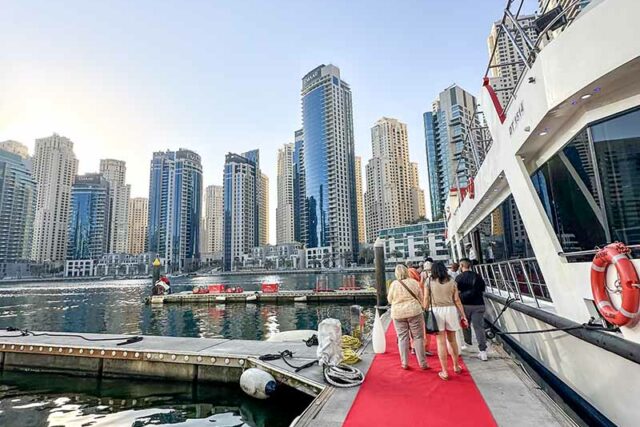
[{"x1": 398, "y1": 280, "x2": 440, "y2": 334}]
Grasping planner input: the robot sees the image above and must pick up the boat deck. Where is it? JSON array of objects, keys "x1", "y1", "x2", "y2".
[{"x1": 0, "y1": 321, "x2": 575, "y2": 426}]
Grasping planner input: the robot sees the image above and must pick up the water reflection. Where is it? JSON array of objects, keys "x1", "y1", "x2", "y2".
[
  {"x1": 0, "y1": 273, "x2": 378, "y2": 340},
  {"x1": 0, "y1": 371, "x2": 311, "y2": 427}
]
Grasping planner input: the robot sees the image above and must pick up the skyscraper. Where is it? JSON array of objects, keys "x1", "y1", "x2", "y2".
[
  {"x1": 424, "y1": 85, "x2": 479, "y2": 219},
  {"x1": 0, "y1": 146, "x2": 36, "y2": 274},
  {"x1": 204, "y1": 185, "x2": 223, "y2": 255},
  {"x1": 128, "y1": 197, "x2": 148, "y2": 255},
  {"x1": 31, "y1": 134, "x2": 79, "y2": 265},
  {"x1": 276, "y1": 143, "x2": 295, "y2": 244},
  {"x1": 0, "y1": 140, "x2": 29, "y2": 159},
  {"x1": 301, "y1": 64, "x2": 358, "y2": 263},
  {"x1": 487, "y1": 14, "x2": 537, "y2": 107},
  {"x1": 364, "y1": 117, "x2": 417, "y2": 242},
  {"x1": 409, "y1": 162, "x2": 427, "y2": 220},
  {"x1": 354, "y1": 156, "x2": 366, "y2": 244},
  {"x1": 258, "y1": 172, "x2": 269, "y2": 246},
  {"x1": 148, "y1": 149, "x2": 202, "y2": 272},
  {"x1": 100, "y1": 159, "x2": 131, "y2": 254},
  {"x1": 293, "y1": 129, "x2": 307, "y2": 245},
  {"x1": 67, "y1": 174, "x2": 111, "y2": 260},
  {"x1": 223, "y1": 151, "x2": 259, "y2": 271}
]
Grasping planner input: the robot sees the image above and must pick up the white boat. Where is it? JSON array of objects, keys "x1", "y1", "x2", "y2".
[{"x1": 447, "y1": 1, "x2": 640, "y2": 426}]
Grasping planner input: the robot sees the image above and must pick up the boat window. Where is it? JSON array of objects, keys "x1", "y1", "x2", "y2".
[
  {"x1": 469, "y1": 194, "x2": 533, "y2": 263},
  {"x1": 530, "y1": 107, "x2": 640, "y2": 256}
]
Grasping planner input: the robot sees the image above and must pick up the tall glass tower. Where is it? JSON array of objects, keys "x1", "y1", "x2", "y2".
[
  {"x1": 67, "y1": 174, "x2": 111, "y2": 260},
  {"x1": 148, "y1": 149, "x2": 202, "y2": 272},
  {"x1": 301, "y1": 64, "x2": 358, "y2": 264},
  {"x1": 0, "y1": 147, "x2": 36, "y2": 274},
  {"x1": 293, "y1": 129, "x2": 307, "y2": 245}
]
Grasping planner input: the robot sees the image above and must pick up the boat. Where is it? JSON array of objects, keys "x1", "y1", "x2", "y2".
[{"x1": 446, "y1": 1, "x2": 640, "y2": 426}]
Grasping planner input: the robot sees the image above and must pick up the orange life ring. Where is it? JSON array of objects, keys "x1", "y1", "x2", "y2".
[{"x1": 590, "y1": 242, "x2": 640, "y2": 326}]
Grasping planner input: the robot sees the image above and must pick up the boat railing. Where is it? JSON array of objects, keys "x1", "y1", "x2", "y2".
[{"x1": 475, "y1": 257, "x2": 551, "y2": 308}]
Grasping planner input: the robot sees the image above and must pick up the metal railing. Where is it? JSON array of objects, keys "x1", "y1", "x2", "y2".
[{"x1": 475, "y1": 257, "x2": 552, "y2": 307}]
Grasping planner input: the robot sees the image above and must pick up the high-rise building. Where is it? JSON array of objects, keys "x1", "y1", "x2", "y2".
[
  {"x1": 276, "y1": 143, "x2": 295, "y2": 244},
  {"x1": 364, "y1": 117, "x2": 417, "y2": 242},
  {"x1": 258, "y1": 172, "x2": 269, "y2": 246},
  {"x1": 31, "y1": 134, "x2": 79, "y2": 264},
  {"x1": 128, "y1": 197, "x2": 148, "y2": 255},
  {"x1": 301, "y1": 64, "x2": 358, "y2": 263},
  {"x1": 148, "y1": 149, "x2": 202, "y2": 272},
  {"x1": 293, "y1": 129, "x2": 307, "y2": 245},
  {"x1": 424, "y1": 85, "x2": 479, "y2": 220},
  {"x1": 223, "y1": 151, "x2": 259, "y2": 271},
  {"x1": 100, "y1": 159, "x2": 131, "y2": 254},
  {"x1": 67, "y1": 174, "x2": 111, "y2": 260},
  {"x1": 409, "y1": 162, "x2": 427, "y2": 220},
  {"x1": 487, "y1": 14, "x2": 537, "y2": 107},
  {"x1": 0, "y1": 140, "x2": 29, "y2": 159},
  {"x1": 354, "y1": 156, "x2": 366, "y2": 244},
  {"x1": 204, "y1": 185, "x2": 223, "y2": 255},
  {"x1": 0, "y1": 147, "x2": 37, "y2": 272}
]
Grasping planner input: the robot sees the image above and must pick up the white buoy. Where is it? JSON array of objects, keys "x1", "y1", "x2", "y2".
[
  {"x1": 372, "y1": 308, "x2": 386, "y2": 354},
  {"x1": 240, "y1": 368, "x2": 277, "y2": 399}
]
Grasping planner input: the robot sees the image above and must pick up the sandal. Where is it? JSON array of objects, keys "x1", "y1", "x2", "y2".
[
  {"x1": 438, "y1": 371, "x2": 449, "y2": 381},
  {"x1": 454, "y1": 366, "x2": 463, "y2": 374},
  {"x1": 402, "y1": 364, "x2": 409, "y2": 370},
  {"x1": 420, "y1": 364, "x2": 430, "y2": 370}
]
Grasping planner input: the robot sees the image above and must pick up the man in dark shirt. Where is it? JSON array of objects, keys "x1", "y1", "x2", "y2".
[{"x1": 455, "y1": 258, "x2": 488, "y2": 361}]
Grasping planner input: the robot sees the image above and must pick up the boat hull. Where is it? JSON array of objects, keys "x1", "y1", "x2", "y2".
[{"x1": 485, "y1": 294, "x2": 640, "y2": 427}]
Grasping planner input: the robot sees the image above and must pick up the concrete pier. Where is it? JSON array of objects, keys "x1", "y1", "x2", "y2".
[{"x1": 150, "y1": 289, "x2": 377, "y2": 304}]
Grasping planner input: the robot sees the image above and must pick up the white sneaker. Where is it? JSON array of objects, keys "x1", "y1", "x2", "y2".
[{"x1": 478, "y1": 351, "x2": 488, "y2": 361}]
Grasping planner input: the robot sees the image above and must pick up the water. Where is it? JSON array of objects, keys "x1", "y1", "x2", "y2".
[
  {"x1": 0, "y1": 272, "x2": 377, "y2": 426},
  {"x1": 0, "y1": 272, "x2": 378, "y2": 339},
  {"x1": 0, "y1": 371, "x2": 311, "y2": 427}
]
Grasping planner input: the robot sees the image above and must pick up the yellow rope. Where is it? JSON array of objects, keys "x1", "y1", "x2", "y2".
[{"x1": 341, "y1": 335, "x2": 362, "y2": 364}]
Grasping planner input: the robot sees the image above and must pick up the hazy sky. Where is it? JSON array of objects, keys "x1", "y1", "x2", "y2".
[{"x1": 1, "y1": 0, "x2": 512, "y2": 243}]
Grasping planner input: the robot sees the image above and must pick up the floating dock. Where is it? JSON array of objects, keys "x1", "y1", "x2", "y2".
[{"x1": 148, "y1": 289, "x2": 377, "y2": 304}]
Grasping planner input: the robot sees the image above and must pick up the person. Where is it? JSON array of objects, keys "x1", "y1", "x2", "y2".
[
  {"x1": 456, "y1": 258, "x2": 488, "y2": 361},
  {"x1": 424, "y1": 261, "x2": 467, "y2": 380},
  {"x1": 387, "y1": 264, "x2": 428, "y2": 370},
  {"x1": 448, "y1": 262, "x2": 460, "y2": 279},
  {"x1": 466, "y1": 243, "x2": 478, "y2": 265},
  {"x1": 421, "y1": 259, "x2": 433, "y2": 283}
]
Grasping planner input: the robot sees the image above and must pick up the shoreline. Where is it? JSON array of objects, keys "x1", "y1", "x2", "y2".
[{"x1": 0, "y1": 266, "x2": 390, "y2": 285}]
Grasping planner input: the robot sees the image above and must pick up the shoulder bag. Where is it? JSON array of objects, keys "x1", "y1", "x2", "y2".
[{"x1": 398, "y1": 279, "x2": 440, "y2": 334}]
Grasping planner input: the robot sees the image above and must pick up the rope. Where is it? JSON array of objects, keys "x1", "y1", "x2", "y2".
[
  {"x1": 0, "y1": 328, "x2": 143, "y2": 345},
  {"x1": 323, "y1": 365, "x2": 364, "y2": 388},
  {"x1": 341, "y1": 335, "x2": 362, "y2": 364},
  {"x1": 258, "y1": 350, "x2": 318, "y2": 373}
]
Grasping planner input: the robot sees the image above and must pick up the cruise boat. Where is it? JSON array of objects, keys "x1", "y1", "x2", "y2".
[{"x1": 446, "y1": 1, "x2": 640, "y2": 426}]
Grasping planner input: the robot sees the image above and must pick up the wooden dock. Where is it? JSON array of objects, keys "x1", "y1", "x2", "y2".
[{"x1": 148, "y1": 289, "x2": 377, "y2": 304}]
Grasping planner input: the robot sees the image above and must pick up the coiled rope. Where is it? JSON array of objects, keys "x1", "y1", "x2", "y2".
[
  {"x1": 341, "y1": 335, "x2": 362, "y2": 365},
  {"x1": 323, "y1": 364, "x2": 364, "y2": 388}
]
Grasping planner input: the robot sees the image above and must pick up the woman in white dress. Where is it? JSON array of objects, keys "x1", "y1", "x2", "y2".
[{"x1": 424, "y1": 261, "x2": 468, "y2": 380}]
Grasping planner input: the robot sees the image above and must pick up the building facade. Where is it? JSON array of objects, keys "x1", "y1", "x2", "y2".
[
  {"x1": 378, "y1": 220, "x2": 448, "y2": 264},
  {"x1": 301, "y1": 64, "x2": 358, "y2": 264},
  {"x1": 0, "y1": 147, "x2": 37, "y2": 278},
  {"x1": 276, "y1": 143, "x2": 295, "y2": 244},
  {"x1": 99, "y1": 159, "x2": 131, "y2": 254},
  {"x1": 204, "y1": 185, "x2": 223, "y2": 256},
  {"x1": 293, "y1": 129, "x2": 307, "y2": 245},
  {"x1": 67, "y1": 173, "x2": 111, "y2": 261},
  {"x1": 409, "y1": 162, "x2": 427, "y2": 220},
  {"x1": 258, "y1": 172, "x2": 269, "y2": 246},
  {"x1": 128, "y1": 197, "x2": 148, "y2": 255},
  {"x1": 223, "y1": 151, "x2": 261, "y2": 271},
  {"x1": 354, "y1": 156, "x2": 366, "y2": 244},
  {"x1": 148, "y1": 149, "x2": 202, "y2": 272},
  {"x1": 31, "y1": 134, "x2": 79, "y2": 265},
  {"x1": 424, "y1": 85, "x2": 479, "y2": 220},
  {"x1": 0, "y1": 140, "x2": 29, "y2": 159},
  {"x1": 365, "y1": 117, "x2": 423, "y2": 242}
]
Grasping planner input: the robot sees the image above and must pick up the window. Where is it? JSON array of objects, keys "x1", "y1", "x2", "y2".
[{"x1": 530, "y1": 107, "x2": 640, "y2": 256}]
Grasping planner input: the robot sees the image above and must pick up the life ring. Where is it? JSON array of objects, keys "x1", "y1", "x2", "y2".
[{"x1": 590, "y1": 242, "x2": 640, "y2": 326}]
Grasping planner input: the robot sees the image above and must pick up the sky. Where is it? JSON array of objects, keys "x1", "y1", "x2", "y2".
[{"x1": 0, "y1": 0, "x2": 513, "y2": 243}]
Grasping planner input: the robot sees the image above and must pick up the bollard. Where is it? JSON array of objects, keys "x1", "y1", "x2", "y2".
[
  {"x1": 373, "y1": 237, "x2": 388, "y2": 308},
  {"x1": 350, "y1": 305, "x2": 362, "y2": 339}
]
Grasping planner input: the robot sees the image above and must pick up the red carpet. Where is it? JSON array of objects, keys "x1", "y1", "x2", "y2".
[{"x1": 343, "y1": 323, "x2": 496, "y2": 427}]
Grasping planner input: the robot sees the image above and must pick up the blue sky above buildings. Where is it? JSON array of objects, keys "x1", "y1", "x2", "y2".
[{"x1": 0, "y1": 0, "x2": 518, "y2": 242}]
